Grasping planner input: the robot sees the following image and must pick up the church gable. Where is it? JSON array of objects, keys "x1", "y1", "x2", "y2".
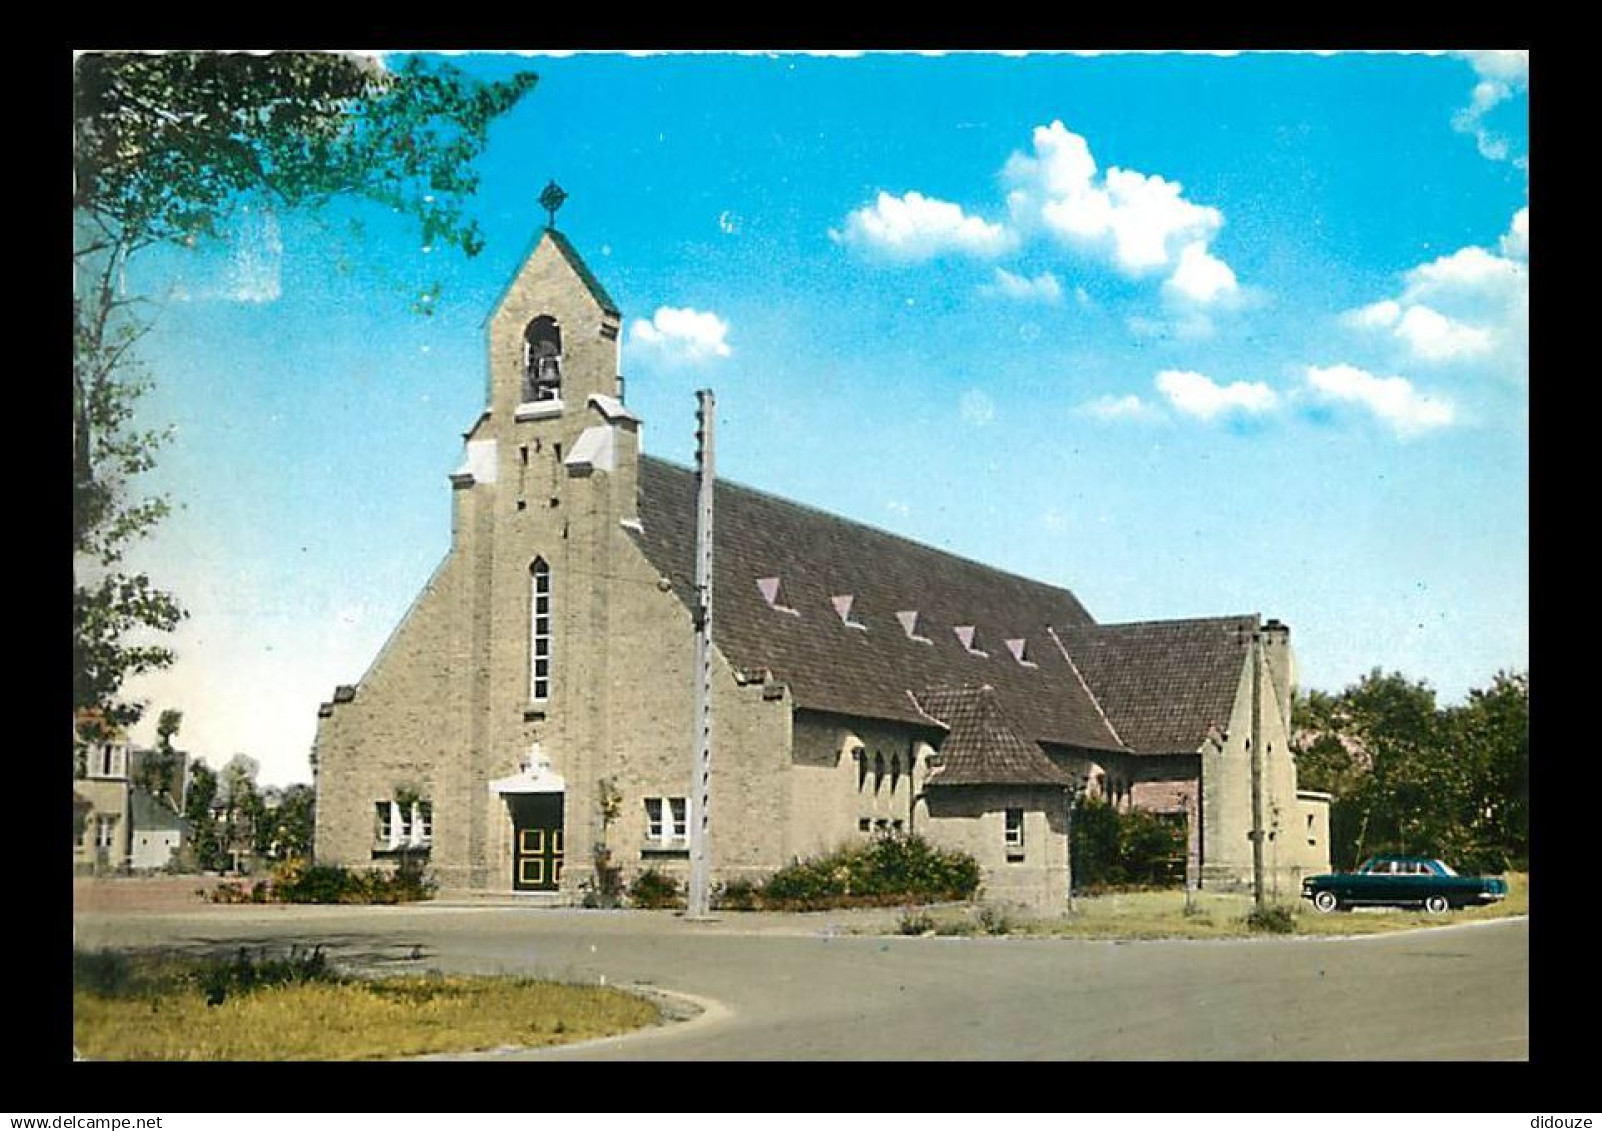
[{"x1": 485, "y1": 229, "x2": 623, "y2": 425}]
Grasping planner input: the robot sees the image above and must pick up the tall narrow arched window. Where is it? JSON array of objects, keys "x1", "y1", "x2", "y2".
[
  {"x1": 522, "y1": 316, "x2": 563, "y2": 403},
  {"x1": 530, "y1": 558, "x2": 551, "y2": 702}
]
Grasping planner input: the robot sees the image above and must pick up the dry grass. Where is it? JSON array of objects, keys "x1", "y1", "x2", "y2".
[
  {"x1": 996, "y1": 872, "x2": 1530, "y2": 940},
  {"x1": 74, "y1": 971, "x2": 660, "y2": 1061}
]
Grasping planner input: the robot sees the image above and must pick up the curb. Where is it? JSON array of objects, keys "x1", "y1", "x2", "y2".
[{"x1": 410, "y1": 984, "x2": 729, "y2": 1061}]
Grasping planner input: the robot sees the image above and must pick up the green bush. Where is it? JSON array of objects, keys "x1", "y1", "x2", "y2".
[
  {"x1": 628, "y1": 868, "x2": 684, "y2": 910},
  {"x1": 711, "y1": 877, "x2": 761, "y2": 911},
  {"x1": 1246, "y1": 903, "x2": 1297, "y2": 934},
  {"x1": 232, "y1": 855, "x2": 436, "y2": 905},
  {"x1": 1071, "y1": 799, "x2": 1186, "y2": 891},
  {"x1": 759, "y1": 833, "x2": 981, "y2": 911}
]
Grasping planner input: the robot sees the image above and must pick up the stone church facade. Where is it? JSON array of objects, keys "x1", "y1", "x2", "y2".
[{"x1": 312, "y1": 224, "x2": 1331, "y2": 910}]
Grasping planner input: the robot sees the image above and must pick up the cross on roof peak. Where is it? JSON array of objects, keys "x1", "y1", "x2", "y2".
[{"x1": 540, "y1": 179, "x2": 568, "y2": 229}]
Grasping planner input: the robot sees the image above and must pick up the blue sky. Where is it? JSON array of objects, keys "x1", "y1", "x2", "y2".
[{"x1": 112, "y1": 50, "x2": 1529, "y2": 784}]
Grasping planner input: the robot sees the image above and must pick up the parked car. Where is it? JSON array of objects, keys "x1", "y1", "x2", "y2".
[{"x1": 1301, "y1": 855, "x2": 1508, "y2": 913}]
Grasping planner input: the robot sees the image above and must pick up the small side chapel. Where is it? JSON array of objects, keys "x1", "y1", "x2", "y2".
[{"x1": 312, "y1": 206, "x2": 1331, "y2": 909}]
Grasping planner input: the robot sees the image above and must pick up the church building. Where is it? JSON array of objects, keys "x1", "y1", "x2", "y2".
[{"x1": 312, "y1": 215, "x2": 1331, "y2": 910}]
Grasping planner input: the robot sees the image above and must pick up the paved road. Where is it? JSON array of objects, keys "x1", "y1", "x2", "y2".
[{"x1": 73, "y1": 906, "x2": 1528, "y2": 1060}]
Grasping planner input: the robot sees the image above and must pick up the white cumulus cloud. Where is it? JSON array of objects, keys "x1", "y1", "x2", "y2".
[
  {"x1": 1343, "y1": 300, "x2": 1402, "y2": 330},
  {"x1": 627, "y1": 307, "x2": 733, "y2": 367},
  {"x1": 1305, "y1": 364, "x2": 1456, "y2": 438},
  {"x1": 1394, "y1": 304, "x2": 1493, "y2": 361},
  {"x1": 832, "y1": 190, "x2": 1014, "y2": 261},
  {"x1": 981, "y1": 267, "x2": 1063, "y2": 304},
  {"x1": 1345, "y1": 208, "x2": 1527, "y2": 380},
  {"x1": 1501, "y1": 206, "x2": 1529, "y2": 260},
  {"x1": 1451, "y1": 51, "x2": 1528, "y2": 163},
  {"x1": 1164, "y1": 241, "x2": 1240, "y2": 305},
  {"x1": 1155, "y1": 369, "x2": 1278, "y2": 421},
  {"x1": 1004, "y1": 120, "x2": 1235, "y2": 303},
  {"x1": 1078, "y1": 393, "x2": 1162, "y2": 423}
]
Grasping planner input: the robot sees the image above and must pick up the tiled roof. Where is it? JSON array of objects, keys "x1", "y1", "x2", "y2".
[
  {"x1": 130, "y1": 788, "x2": 184, "y2": 831},
  {"x1": 1056, "y1": 615, "x2": 1258, "y2": 754},
  {"x1": 913, "y1": 686, "x2": 1078, "y2": 787},
  {"x1": 632, "y1": 457, "x2": 1122, "y2": 751}
]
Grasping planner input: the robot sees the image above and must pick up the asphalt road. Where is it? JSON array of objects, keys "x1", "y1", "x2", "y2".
[{"x1": 72, "y1": 906, "x2": 1529, "y2": 1061}]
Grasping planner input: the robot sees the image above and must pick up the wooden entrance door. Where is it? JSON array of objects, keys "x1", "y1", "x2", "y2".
[{"x1": 509, "y1": 793, "x2": 564, "y2": 892}]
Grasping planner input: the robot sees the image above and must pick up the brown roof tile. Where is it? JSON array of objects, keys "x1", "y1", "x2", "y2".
[
  {"x1": 633, "y1": 456, "x2": 1124, "y2": 752},
  {"x1": 1056, "y1": 615, "x2": 1257, "y2": 754},
  {"x1": 913, "y1": 685, "x2": 1078, "y2": 787}
]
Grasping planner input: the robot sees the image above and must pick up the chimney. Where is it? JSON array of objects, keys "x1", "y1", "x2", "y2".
[{"x1": 1259, "y1": 618, "x2": 1295, "y2": 732}]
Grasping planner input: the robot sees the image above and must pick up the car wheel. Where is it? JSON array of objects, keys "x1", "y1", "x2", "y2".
[
  {"x1": 1424, "y1": 895, "x2": 1450, "y2": 914},
  {"x1": 1313, "y1": 890, "x2": 1339, "y2": 913}
]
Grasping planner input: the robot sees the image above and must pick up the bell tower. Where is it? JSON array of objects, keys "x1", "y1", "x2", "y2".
[
  {"x1": 484, "y1": 181, "x2": 626, "y2": 447},
  {"x1": 447, "y1": 184, "x2": 641, "y2": 891}
]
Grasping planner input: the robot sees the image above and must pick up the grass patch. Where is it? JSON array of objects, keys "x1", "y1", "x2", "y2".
[
  {"x1": 1010, "y1": 873, "x2": 1529, "y2": 940},
  {"x1": 73, "y1": 949, "x2": 660, "y2": 1061}
]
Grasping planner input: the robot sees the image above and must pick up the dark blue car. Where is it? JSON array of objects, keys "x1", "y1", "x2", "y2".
[{"x1": 1301, "y1": 855, "x2": 1508, "y2": 913}]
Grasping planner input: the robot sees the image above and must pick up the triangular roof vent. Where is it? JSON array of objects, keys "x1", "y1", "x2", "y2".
[
  {"x1": 896, "y1": 610, "x2": 933, "y2": 645},
  {"x1": 1005, "y1": 638, "x2": 1037, "y2": 667},
  {"x1": 756, "y1": 576, "x2": 800, "y2": 616},
  {"x1": 831, "y1": 595, "x2": 868, "y2": 631},
  {"x1": 954, "y1": 625, "x2": 988, "y2": 657}
]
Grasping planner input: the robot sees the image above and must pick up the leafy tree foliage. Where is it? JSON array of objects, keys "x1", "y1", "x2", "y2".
[
  {"x1": 131, "y1": 707, "x2": 184, "y2": 803},
  {"x1": 1070, "y1": 797, "x2": 1186, "y2": 890},
  {"x1": 1292, "y1": 669, "x2": 1528, "y2": 873},
  {"x1": 182, "y1": 761, "x2": 226, "y2": 871},
  {"x1": 261, "y1": 783, "x2": 317, "y2": 860},
  {"x1": 72, "y1": 52, "x2": 538, "y2": 729}
]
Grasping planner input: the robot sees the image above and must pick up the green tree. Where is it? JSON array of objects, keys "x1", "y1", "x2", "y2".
[
  {"x1": 132, "y1": 708, "x2": 184, "y2": 803},
  {"x1": 218, "y1": 753, "x2": 264, "y2": 870},
  {"x1": 1292, "y1": 669, "x2": 1529, "y2": 872},
  {"x1": 72, "y1": 51, "x2": 538, "y2": 729},
  {"x1": 262, "y1": 784, "x2": 317, "y2": 860},
  {"x1": 1442, "y1": 671, "x2": 1529, "y2": 871},
  {"x1": 182, "y1": 761, "x2": 226, "y2": 871}
]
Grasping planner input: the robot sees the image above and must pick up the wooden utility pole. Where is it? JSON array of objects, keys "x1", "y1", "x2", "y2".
[
  {"x1": 687, "y1": 389, "x2": 716, "y2": 918},
  {"x1": 1250, "y1": 627, "x2": 1267, "y2": 908}
]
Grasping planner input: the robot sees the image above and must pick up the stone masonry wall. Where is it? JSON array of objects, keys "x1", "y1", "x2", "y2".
[{"x1": 922, "y1": 786, "x2": 1069, "y2": 911}]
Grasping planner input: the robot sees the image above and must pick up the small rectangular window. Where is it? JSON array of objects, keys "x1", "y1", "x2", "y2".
[
  {"x1": 645, "y1": 798, "x2": 664, "y2": 840},
  {"x1": 399, "y1": 804, "x2": 414, "y2": 843},
  {"x1": 418, "y1": 802, "x2": 433, "y2": 846},
  {"x1": 375, "y1": 802, "x2": 393, "y2": 846},
  {"x1": 1004, "y1": 808, "x2": 1025, "y2": 854},
  {"x1": 668, "y1": 797, "x2": 688, "y2": 839}
]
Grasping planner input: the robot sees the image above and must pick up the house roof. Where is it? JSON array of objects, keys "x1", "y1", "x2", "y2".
[
  {"x1": 632, "y1": 456, "x2": 1125, "y2": 752},
  {"x1": 1056, "y1": 615, "x2": 1259, "y2": 755},
  {"x1": 129, "y1": 788, "x2": 184, "y2": 831},
  {"x1": 912, "y1": 686, "x2": 1078, "y2": 788}
]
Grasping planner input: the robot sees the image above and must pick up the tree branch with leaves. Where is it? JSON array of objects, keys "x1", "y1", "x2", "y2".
[{"x1": 72, "y1": 51, "x2": 537, "y2": 731}]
